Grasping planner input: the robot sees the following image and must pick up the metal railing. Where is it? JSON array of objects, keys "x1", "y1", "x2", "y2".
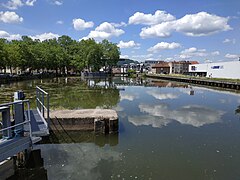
[
  {"x1": 0, "y1": 100, "x2": 32, "y2": 140},
  {"x1": 36, "y1": 86, "x2": 49, "y2": 128}
]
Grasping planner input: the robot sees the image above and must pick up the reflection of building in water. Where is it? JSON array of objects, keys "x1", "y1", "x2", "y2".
[
  {"x1": 0, "y1": 149, "x2": 47, "y2": 180},
  {"x1": 87, "y1": 78, "x2": 116, "y2": 89},
  {"x1": 150, "y1": 80, "x2": 188, "y2": 88},
  {"x1": 190, "y1": 87, "x2": 194, "y2": 95}
]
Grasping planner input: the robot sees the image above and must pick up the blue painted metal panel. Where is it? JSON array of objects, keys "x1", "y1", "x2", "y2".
[
  {"x1": 24, "y1": 110, "x2": 49, "y2": 136},
  {"x1": 0, "y1": 137, "x2": 31, "y2": 162}
]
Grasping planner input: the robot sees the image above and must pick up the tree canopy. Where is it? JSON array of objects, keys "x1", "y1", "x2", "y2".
[{"x1": 0, "y1": 36, "x2": 120, "y2": 74}]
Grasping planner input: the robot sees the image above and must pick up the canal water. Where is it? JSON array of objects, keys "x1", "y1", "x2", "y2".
[{"x1": 1, "y1": 77, "x2": 240, "y2": 180}]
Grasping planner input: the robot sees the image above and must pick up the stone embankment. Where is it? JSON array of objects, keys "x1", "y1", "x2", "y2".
[
  {"x1": 146, "y1": 74, "x2": 240, "y2": 90},
  {"x1": 50, "y1": 109, "x2": 118, "y2": 134}
]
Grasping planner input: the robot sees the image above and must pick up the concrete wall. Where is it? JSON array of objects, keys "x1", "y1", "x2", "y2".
[{"x1": 189, "y1": 61, "x2": 240, "y2": 79}]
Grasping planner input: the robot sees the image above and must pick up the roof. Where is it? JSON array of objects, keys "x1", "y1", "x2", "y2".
[
  {"x1": 152, "y1": 62, "x2": 170, "y2": 68},
  {"x1": 189, "y1": 61, "x2": 199, "y2": 65}
]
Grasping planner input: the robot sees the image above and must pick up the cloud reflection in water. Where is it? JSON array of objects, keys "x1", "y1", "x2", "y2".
[
  {"x1": 120, "y1": 93, "x2": 138, "y2": 101},
  {"x1": 39, "y1": 143, "x2": 121, "y2": 180},
  {"x1": 128, "y1": 104, "x2": 225, "y2": 128},
  {"x1": 147, "y1": 89, "x2": 179, "y2": 100}
]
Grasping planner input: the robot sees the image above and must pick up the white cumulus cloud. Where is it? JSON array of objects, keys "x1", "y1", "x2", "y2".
[
  {"x1": 0, "y1": 11, "x2": 23, "y2": 23},
  {"x1": 2, "y1": 0, "x2": 36, "y2": 9},
  {"x1": 0, "y1": 30, "x2": 21, "y2": 40},
  {"x1": 83, "y1": 22, "x2": 124, "y2": 40},
  {"x1": 29, "y1": 32, "x2": 60, "y2": 41},
  {"x1": 120, "y1": 55, "x2": 129, "y2": 59},
  {"x1": 223, "y1": 38, "x2": 236, "y2": 44},
  {"x1": 140, "y1": 12, "x2": 231, "y2": 38},
  {"x1": 73, "y1": 18, "x2": 94, "y2": 31},
  {"x1": 140, "y1": 21, "x2": 174, "y2": 38},
  {"x1": 129, "y1": 10, "x2": 176, "y2": 25},
  {"x1": 56, "y1": 20, "x2": 63, "y2": 24},
  {"x1": 175, "y1": 12, "x2": 231, "y2": 36},
  {"x1": 148, "y1": 42, "x2": 181, "y2": 53},
  {"x1": 118, "y1": 40, "x2": 140, "y2": 49},
  {"x1": 53, "y1": 0, "x2": 63, "y2": 5},
  {"x1": 2, "y1": 0, "x2": 23, "y2": 9},
  {"x1": 25, "y1": 0, "x2": 36, "y2": 6},
  {"x1": 111, "y1": 22, "x2": 127, "y2": 27},
  {"x1": 180, "y1": 47, "x2": 207, "y2": 59},
  {"x1": 225, "y1": 53, "x2": 239, "y2": 59},
  {"x1": 211, "y1": 51, "x2": 220, "y2": 56}
]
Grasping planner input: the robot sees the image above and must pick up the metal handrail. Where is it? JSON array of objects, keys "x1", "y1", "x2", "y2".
[
  {"x1": 36, "y1": 86, "x2": 48, "y2": 95},
  {"x1": 36, "y1": 86, "x2": 49, "y2": 128},
  {"x1": 0, "y1": 100, "x2": 32, "y2": 139},
  {"x1": 0, "y1": 100, "x2": 30, "y2": 108},
  {"x1": 0, "y1": 120, "x2": 30, "y2": 132}
]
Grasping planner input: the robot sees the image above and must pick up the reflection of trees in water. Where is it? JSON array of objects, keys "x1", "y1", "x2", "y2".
[
  {"x1": 0, "y1": 77, "x2": 120, "y2": 110},
  {"x1": 47, "y1": 78, "x2": 120, "y2": 109}
]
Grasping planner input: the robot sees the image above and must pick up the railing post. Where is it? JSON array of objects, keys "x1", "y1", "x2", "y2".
[
  {"x1": 42, "y1": 92, "x2": 44, "y2": 118},
  {"x1": 36, "y1": 88, "x2": 38, "y2": 111},
  {"x1": 27, "y1": 101, "x2": 32, "y2": 139},
  {"x1": 47, "y1": 93, "x2": 49, "y2": 128},
  {"x1": 0, "y1": 106, "x2": 12, "y2": 139}
]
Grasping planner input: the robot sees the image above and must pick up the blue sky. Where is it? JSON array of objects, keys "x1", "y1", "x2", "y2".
[{"x1": 0, "y1": 0, "x2": 239, "y2": 63}]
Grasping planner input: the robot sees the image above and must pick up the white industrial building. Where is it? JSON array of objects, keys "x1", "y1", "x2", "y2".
[{"x1": 189, "y1": 61, "x2": 240, "y2": 79}]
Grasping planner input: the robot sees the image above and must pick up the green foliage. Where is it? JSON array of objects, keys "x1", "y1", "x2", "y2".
[
  {"x1": 100, "y1": 39, "x2": 120, "y2": 72},
  {"x1": 0, "y1": 38, "x2": 8, "y2": 70},
  {"x1": 0, "y1": 36, "x2": 120, "y2": 74},
  {"x1": 127, "y1": 69, "x2": 136, "y2": 78}
]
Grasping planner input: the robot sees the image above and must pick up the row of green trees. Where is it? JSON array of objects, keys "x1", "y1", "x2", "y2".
[{"x1": 0, "y1": 35, "x2": 120, "y2": 74}]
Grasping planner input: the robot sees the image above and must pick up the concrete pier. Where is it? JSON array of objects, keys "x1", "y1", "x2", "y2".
[{"x1": 50, "y1": 109, "x2": 118, "y2": 134}]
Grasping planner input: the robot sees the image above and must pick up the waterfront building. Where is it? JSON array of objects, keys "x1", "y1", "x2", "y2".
[
  {"x1": 151, "y1": 62, "x2": 170, "y2": 74},
  {"x1": 169, "y1": 61, "x2": 191, "y2": 74},
  {"x1": 189, "y1": 61, "x2": 240, "y2": 79},
  {"x1": 151, "y1": 61, "x2": 198, "y2": 75},
  {"x1": 144, "y1": 60, "x2": 163, "y2": 72}
]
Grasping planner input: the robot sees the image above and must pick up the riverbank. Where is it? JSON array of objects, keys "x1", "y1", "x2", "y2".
[
  {"x1": 146, "y1": 74, "x2": 240, "y2": 90},
  {"x1": 0, "y1": 73, "x2": 69, "y2": 84}
]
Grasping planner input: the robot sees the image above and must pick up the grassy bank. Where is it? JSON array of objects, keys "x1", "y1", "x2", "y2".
[{"x1": 147, "y1": 73, "x2": 240, "y2": 84}]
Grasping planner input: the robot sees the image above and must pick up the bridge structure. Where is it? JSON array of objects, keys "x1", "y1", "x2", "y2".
[{"x1": 0, "y1": 86, "x2": 50, "y2": 163}]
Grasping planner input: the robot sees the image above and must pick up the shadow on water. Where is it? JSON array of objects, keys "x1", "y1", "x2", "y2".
[
  {"x1": 0, "y1": 130, "x2": 119, "y2": 180},
  {"x1": 0, "y1": 149, "x2": 47, "y2": 180}
]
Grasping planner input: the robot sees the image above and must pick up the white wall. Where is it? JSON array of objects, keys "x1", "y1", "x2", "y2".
[
  {"x1": 189, "y1": 64, "x2": 208, "y2": 72},
  {"x1": 207, "y1": 61, "x2": 240, "y2": 79},
  {"x1": 189, "y1": 61, "x2": 240, "y2": 79}
]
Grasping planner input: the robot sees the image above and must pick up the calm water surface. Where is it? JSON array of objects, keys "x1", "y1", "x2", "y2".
[{"x1": 1, "y1": 77, "x2": 240, "y2": 180}]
